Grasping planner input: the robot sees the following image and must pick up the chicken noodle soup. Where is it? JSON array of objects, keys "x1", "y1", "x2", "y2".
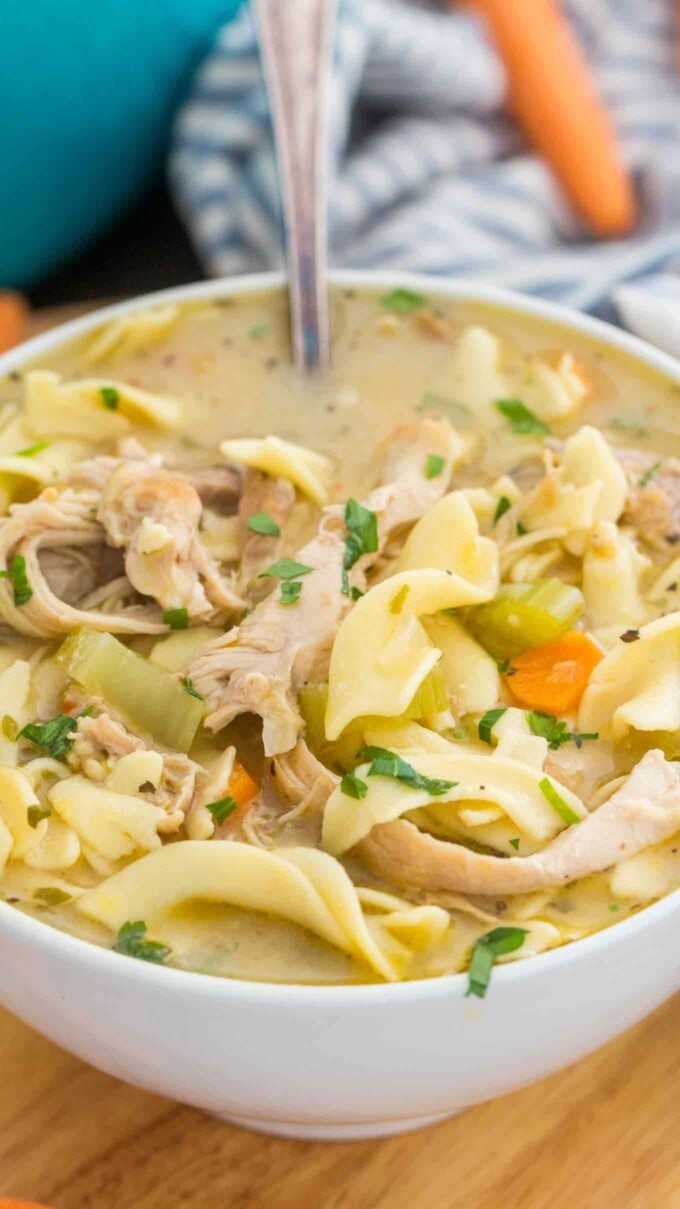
[{"x1": 1, "y1": 286, "x2": 680, "y2": 991}]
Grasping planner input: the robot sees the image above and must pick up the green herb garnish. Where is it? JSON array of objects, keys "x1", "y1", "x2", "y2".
[
  {"x1": 351, "y1": 586, "x2": 364, "y2": 601},
  {"x1": 0, "y1": 553, "x2": 33, "y2": 606},
  {"x1": 249, "y1": 323, "x2": 270, "y2": 340},
  {"x1": 516, "y1": 521, "x2": 528, "y2": 536},
  {"x1": 389, "y1": 584, "x2": 410, "y2": 615},
  {"x1": 477, "y1": 708, "x2": 507, "y2": 745},
  {"x1": 381, "y1": 288, "x2": 428, "y2": 314},
  {"x1": 205, "y1": 796, "x2": 239, "y2": 825},
  {"x1": 181, "y1": 676, "x2": 203, "y2": 701},
  {"x1": 163, "y1": 607, "x2": 189, "y2": 630},
  {"x1": 538, "y1": 776, "x2": 582, "y2": 825},
  {"x1": 34, "y1": 886, "x2": 72, "y2": 906},
  {"x1": 259, "y1": 559, "x2": 313, "y2": 580},
  {"x1": 20, "y1": 713, "x2": 78, "y2": 759},
  {"x1": 280, "y1": 580, "x2": 303, "y2": 606},
  {"x1": 527, "y1": 711, "x2": 598, "y2": 750},
  {"x1": 608, "y1": 904, "x2": 620, "y2": 913},
  {"x1": 247, "y1": 511, "x2": 281, "y2": 537},
  {"x1": 509, "y1": 838, "x2": 520, "y2": 851},
  {"x1": 493, "y1": 496, "x2": 512, "y2": 524},
  {"x1": 100, "y1": 386, "x2": 120, "y2": 410},
  {"x1": 15, "y1": 441, "x2": 49, "y2": 458},
  {"x1": 495, "y1": 398, "x2": 550, "y2": 437},
  {"x1": 425, "y1": 453, "x2": 445, "y2": 479},
  {"x1": 342, "y1": 498, "x2": 378, "y2": 595},
  {"x1": 357, "y1": 746, "x2": 457, "y2": 796},
  {"x1": 340, "y1": 770, "x2": 368, "y2": 800},
  {"x1": 466, "y1": 926, "x2": 528, "y2": 998},
  {"x1": 113, "y1": 920, "x2": 170, "y2": 964},
  {"x1": 27, "y1": 805, "x2": 51, "y2": 829},
  {"x1": 638, "y1": 460, "x2": 662, "y2": 488}
]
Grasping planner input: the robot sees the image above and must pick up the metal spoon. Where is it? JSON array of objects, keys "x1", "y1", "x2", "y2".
[{"x1": 253, "y1": 0, "x2": 337, "y2": 373}]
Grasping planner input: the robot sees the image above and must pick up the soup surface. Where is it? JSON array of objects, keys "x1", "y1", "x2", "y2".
[{"x1": 1, "y1": 285, "x2": 680, "y2": 991}]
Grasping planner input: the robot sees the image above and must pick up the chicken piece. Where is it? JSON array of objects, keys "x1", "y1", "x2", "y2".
[
  {"x1": 0, "y1": 487, "x2": 167, "y2": 638},
  {"x1": 186, "y1": 464, "x2": 243, "y2": 512},
  {"x1": 71, "y1": 710, "x2": 199, "y2": 833},
  {"x1": 357, "y1": 749, "x2": 680, "y2": 897},
  {"x1": 617, "y1": 448, "x2": 680, "y2": 551},
  {"x1": 271, "y1": 738, "x2": 339, "y2": 817},
  {"x1": 237, "y1": 470, "x2": 296, "y2": 592},
  {"x1": 99, "y1": 461, "x2": 245, "y2": 617},
  {"x1": 190, "y1": 420, "x2": 461, "y2": 756}
]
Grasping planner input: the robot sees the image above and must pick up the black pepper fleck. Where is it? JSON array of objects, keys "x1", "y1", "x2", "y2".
[{"x1": 620, "y1": 629, "x2": 640, "y2": 643}]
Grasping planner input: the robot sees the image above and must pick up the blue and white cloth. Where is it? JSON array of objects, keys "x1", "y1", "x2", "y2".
[{"x1": 170, "y1": 0, "x2": 680, "y2": 355}]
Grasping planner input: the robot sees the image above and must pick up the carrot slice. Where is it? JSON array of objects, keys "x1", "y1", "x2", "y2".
[
  {"x1": 463, "y1": 0, "x2": 637, "y2": 236},
  {"x1": 507, "y1": 631, "x2": 602, "y2": 714},
  {"x1": 0, "y1": 291, "x2": 29, "y2": 354},
  {"x1": 0, "y1": 1200, "x2": 56, "y2": 1209},
  {"x1": 228, "y1": 760, "x2": 260, "y2": 808}
]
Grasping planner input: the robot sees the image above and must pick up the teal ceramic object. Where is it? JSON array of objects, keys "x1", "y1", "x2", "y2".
[{"x1": 0, "y1": 0, "x2": 243, "y2": 287}]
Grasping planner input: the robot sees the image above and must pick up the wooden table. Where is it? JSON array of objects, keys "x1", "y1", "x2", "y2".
[{"x1": 1, "y1": 304, "x2": 680, "y2": 1207}]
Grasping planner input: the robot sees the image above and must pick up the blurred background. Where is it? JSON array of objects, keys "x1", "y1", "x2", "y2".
[{"x1": 3, "y1": 0, "x2": 680, "y2": 347}]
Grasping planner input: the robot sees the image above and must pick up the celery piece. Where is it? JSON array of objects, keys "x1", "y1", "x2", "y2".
[
  {"x1": 467, "y1": 579, "x2": 584, "y2": 659},
  {"x1": 57, "y1": 627, "x2": 204, "y2": 752},
  {"x1": 401, "y1": 663, "x2": 449, "y2": 725}
]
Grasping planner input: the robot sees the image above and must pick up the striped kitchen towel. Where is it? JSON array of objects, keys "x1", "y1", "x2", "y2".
[{"x1": 170, "y1": 0, "x2": 680, "y2": 355}]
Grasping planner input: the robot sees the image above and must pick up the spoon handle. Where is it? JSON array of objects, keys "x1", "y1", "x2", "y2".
[{"x1": 254, "y1": 0, "x2": 336, "y2": 373}]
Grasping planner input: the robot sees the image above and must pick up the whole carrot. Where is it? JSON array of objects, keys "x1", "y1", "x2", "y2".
[
  {"x1": 463, "y1": 0, "x2": 637, "y2": 237},
  {"x1": 0, "y1": 291, "x2": 29, "y2": 354}
]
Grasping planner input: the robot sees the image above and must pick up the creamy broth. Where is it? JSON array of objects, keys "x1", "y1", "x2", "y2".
[{"x1": 1, "y1": 285, "x2": 680, "y2": 990}]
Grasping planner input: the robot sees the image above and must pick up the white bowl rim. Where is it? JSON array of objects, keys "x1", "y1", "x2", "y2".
[{"x1": 1, "y1": 266, "x2": 679, "y2": 1005}]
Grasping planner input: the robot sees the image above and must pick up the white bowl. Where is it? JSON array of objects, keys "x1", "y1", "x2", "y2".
[{"x1": 1, "y1": 271, "x2": 680, "y2": 1142}]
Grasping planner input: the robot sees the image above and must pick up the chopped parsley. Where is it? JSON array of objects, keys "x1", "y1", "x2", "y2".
[
  {"x1": 389, "y1": 584, "x2": 410, "y2": 614},
  {"x1": 527, "y1": 711, "x2": 598, "y2": 750},
  {"x1": 15, "y1": 441, "x2": 49, "y2": 458},
  {"x1": 478, "y1": 708, "x2": 507, "y2": 745},
  {"x1": 493, "y1": 495, "x2": 512, "y2": 524},
  {"x1": 280, "y1": 580, "x2": 303, "y2": 606},
  {"x1": 20, "y1": 713, "x2": 78, "y2": 759},
  {"x1": 205, "y1": 795, "x2": 239, "y2": 825},
  {"x1": 516, "y1": 521, "x2": 528, "y2": 536},
  {"x1": 181, "y1": 676, "x2": 203, "y2": 701},
  {"x1": 259, "y1": 559, "x2": 313, "y2": 580},
  {"x1": 249, "y1": 323, "x2": 270, "y2": 340},
  {"x1": 100, "y1": 386, "x2": 120, "y2": 410},
  {"x1": 341, "y1": 498, "x2": 378, "y2": 595},
  {"x1": 247, "y1": 511, "x2": 280, "y2": 537},
  {"x1": 340, "y1": 770, "x2": 368, "y2": 800},
  {"x1": 0, "y1": 553, "x2": 33, "y2": 606},
  {"x1": 425, "y1": 453, "x2": 445, "y2": 479},
  {"x1": 27, "y1": 805, "x2": 51, "y2": 829},
  {"x1": 608, "y1": 904, "x2": 620, "y2": 913},
  {"x1": 351, "y1": 586, "x2": 365, "y2": 601},
  {"x1": 380, "y1": 288, "x2": 428, "y2": 314},
  {"x1": 466, "y1": 926, "x2": 528, "y2": 998},
  {"x1": 638, "y1": 460, "x2": 662, "y2": 488},
  {"x1": 357, "y1": 746, "x2": 457, "y2": 796},
  {"x1": 538, "y1": 776, "x2": 582, "y2": 826},
  {"x1": 620, "y1": 628, "x2": 640, "y2": 644},
  {"x1": 113, "y1": 920, "x2": 170, "y2": 964},
  {"x1": 495, "y1": 398, "x2": 550, "y2": 437},
  {"x1": 509, "y1": 838, "x2": 520, "y2": 851},
  {"x1": 163, "y1": 607, "x2": 189, "y2": 630},
  {"x1": 494, "y1": 656, "x2": 512, "y2": 675},
  {"x1": 34, "y1": 886, "x2": 72, "y2": 906}
]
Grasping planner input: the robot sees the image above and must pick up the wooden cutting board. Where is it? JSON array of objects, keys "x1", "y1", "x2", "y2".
[{"x1": 1, "y1": 304, "x2": 679, "y2": 1208}]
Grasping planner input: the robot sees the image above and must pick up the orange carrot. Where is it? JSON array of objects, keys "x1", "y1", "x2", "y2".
[
  {"x1": 0, "y1": 291, "x2": 29, "y2": 354},
  {"x1": 0, "y1": 1201, "x2": 56, "y2": 1209},
  {"x1": 228, "y1": 760, "x2": 260, "y2": 808},
  {"x1": 507, "y1": 631, "x2": 602, "y2": 714},
  {"x1": 462, "y1": 0, "x2": 637, "y2": 237}
]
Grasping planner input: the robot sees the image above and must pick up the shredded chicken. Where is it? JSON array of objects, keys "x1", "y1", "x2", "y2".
[
  {"x1": 271, "y1": 739, "x2": 339, "y2": 819},
  {"x1": 237, "y1": 470, "x2": 296, "y2": 592},
  {"x1": 356, "y1": 750, "x2": 680, "y2": 897},
  {"x1": 190, "y1": 419, "x2": 460, "y2": 756},
  {"x1": 618, "y1": 448, "x2": 680, "y2": 551},
  {"x1": 99, "y1": 461, "x2": 245, "y2": 616},
  {"x1": 186, "y1": 464, "x2": 242, "y2": 512},
  {"x1": 0, "y1": 488, "x2": 167, "y2": 637},
  {"x1": 71, "y1": 710, "x2": 200, "y2": 833}
]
